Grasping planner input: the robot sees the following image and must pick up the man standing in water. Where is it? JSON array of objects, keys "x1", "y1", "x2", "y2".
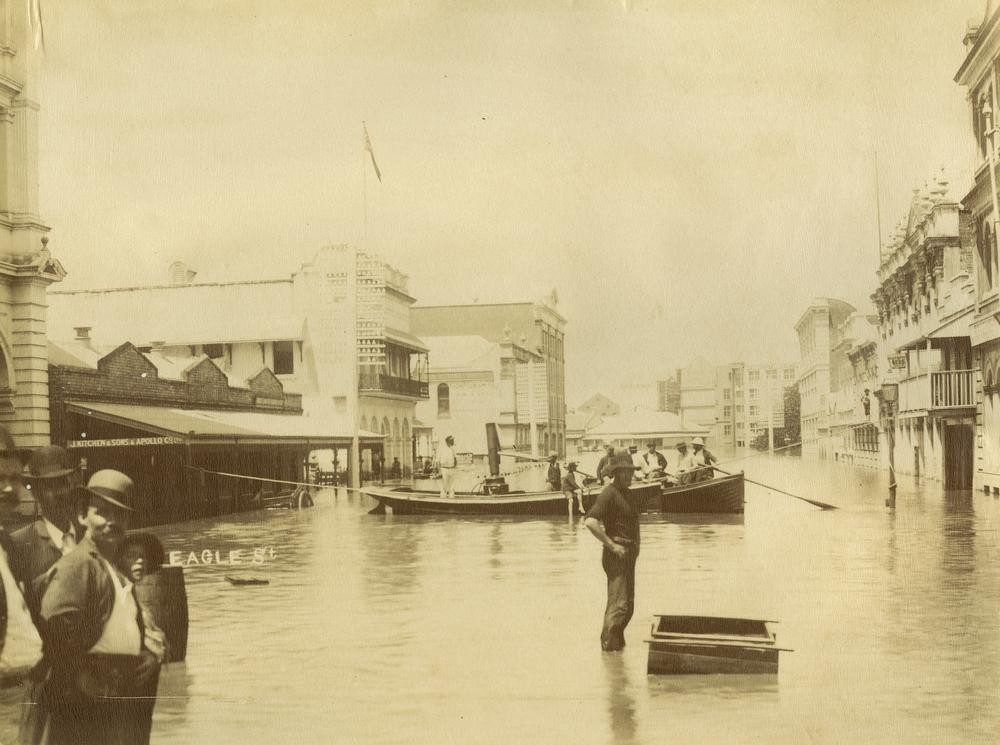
[{"x1": 584, "y1": 449, "x2": 642, "y2": 652}]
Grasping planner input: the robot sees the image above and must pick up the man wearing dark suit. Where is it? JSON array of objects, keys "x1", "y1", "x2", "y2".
[{"x1": 9, "y1": 446, "x2": 80, "y2": 617}]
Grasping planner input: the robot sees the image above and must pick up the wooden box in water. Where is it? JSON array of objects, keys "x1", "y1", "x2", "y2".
[{"x1": 645, "y1": 615, "x2": 790, "y2": 675}]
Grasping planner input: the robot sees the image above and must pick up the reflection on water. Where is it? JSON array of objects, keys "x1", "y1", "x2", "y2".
[{"x1": 117, "y1": 457, "x2": 1000, "y2": 744}]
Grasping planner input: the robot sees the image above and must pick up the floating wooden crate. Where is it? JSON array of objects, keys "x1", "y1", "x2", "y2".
[{"x1": 645, "y1": 615, "x2": 791, "y2": 675}]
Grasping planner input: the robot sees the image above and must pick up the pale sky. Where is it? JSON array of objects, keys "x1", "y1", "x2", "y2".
[{"x1": 37, "y1": 0, "x2": 987, "y2": 404}]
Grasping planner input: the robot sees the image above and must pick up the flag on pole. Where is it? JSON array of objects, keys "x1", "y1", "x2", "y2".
[
  {"x1": 29, "y1": 0, "x2": 45, "y2": 52},
  {"x1": 363, "y1": 122, "x2": 382, "y2": 184}
]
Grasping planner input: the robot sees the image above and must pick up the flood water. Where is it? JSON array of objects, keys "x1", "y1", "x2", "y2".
[{"x1": 113, "y1": 456, "x2": 1000, "y2": 742}]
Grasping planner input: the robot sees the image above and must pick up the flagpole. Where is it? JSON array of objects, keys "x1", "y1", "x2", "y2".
[{"x1": 362, "y1": 121, "x2": 368, "y2": 247}]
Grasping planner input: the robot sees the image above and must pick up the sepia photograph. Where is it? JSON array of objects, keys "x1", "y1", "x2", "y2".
[{"x1": 0, "y1": 1, "x2": 999, "y2": 743}]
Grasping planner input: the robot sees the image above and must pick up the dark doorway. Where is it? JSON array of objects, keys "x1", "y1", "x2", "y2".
[{"x1": 944, "y1": 424, "x2": 974, "y2": 490}]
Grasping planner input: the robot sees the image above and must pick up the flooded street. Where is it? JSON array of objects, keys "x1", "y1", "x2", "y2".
[{"x1": 149, "y1": 455, "x2": 1000, "y2": 744}]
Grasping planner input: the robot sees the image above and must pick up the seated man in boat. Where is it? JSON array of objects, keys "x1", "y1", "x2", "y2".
[
  {"x1": 674, "y1": 441, "x2": 695, "y2": 485},
  {"x1": 642, "y1": 441, "x2": 667, "y2": 479},
  {"x1": 690, "y1": 437, "x2": 718, "y2": 482},
  {"x1": 561, "y1": 462, "x2": 586, "y2": 515}
]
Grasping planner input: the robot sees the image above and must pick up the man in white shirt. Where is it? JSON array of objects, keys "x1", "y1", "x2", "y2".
[
  {"x1": 41, "y1": 470, "x2": 162, "y2": 745},
  {"x1": 438, "y1": 436, "x2": 458, "y2": 498}
]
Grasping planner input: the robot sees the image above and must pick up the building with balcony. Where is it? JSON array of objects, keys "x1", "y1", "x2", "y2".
[
  {"x1": 828, "y1": 311, "x2": 881, "y2": 468},
  {"x1": 870, "y1": 176, "x2": 977, "y2": 488},
  {"x1": 956, "y1": 5, "x2": 1000, "y2": 495},
  {"x1": 412, "y1": 298, "x2": 566, "y2": 456},
  {"x1": 795, "y1": 298, "x2": 858, "y2": 459},
  {"x1": 47, "y1": 246, "x2": 429, "y2": 479}
]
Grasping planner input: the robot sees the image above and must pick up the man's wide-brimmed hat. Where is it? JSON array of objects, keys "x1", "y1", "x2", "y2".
[
  {"x1": 74, "y1": 469, "x2": 135, "y2": 512},
  {"x1": 25, "y1": 445, "x2": 77, "y2": 481},
  {"x1": 692, "y1": 437, "x2": 705, "y2": 447},
  {"x1": 602, "y1": 449, "x2": 641, "y2": 477},
  {"x1": 675, "y1": 442, "x2": 688, "y2": 451},
  {"x1": 567, "y1": 461, "x2": 578, "y2": 470}
]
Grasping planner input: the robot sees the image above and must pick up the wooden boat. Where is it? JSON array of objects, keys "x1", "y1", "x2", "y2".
[
  {"x1": 653, "y1": 472, "x2": 744, "y2": 514},
  {"x1": 364, "y1": 486, "x2": 571, "y2": 516},
  {"x1": 645, "y1": 615, "x2": 791, "y2": 675}
]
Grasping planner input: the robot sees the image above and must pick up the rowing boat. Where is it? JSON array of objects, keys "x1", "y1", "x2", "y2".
[{"x1": 365, "y1": 471, "x2": 744, "y2": 516}]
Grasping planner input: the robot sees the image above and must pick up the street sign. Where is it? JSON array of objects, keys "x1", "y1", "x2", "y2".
[{"x1": 888, "y1": 354, "x2": 907, "y2": 369}]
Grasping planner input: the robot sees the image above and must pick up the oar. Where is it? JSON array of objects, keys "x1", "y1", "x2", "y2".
[
  {"x1": 497, "y1": 449, "x2": 599, "y2": 481},
  {"x1": 713, "y1": 467, "x2": 838, "y2": 510}
]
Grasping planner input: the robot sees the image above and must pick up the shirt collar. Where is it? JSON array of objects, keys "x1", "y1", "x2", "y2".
[{"x1": 43, "y1": 518, "x2": 66, "y2": 547}]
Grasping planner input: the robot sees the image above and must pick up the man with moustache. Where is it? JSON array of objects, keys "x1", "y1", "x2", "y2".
[{"x1": 40, "y1": 470, "x2": 162, "y2": 745}]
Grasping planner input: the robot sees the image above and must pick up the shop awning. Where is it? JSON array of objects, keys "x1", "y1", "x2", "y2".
[{"x1": 65, "y1": 401, "x2": 383, "y2": 447}]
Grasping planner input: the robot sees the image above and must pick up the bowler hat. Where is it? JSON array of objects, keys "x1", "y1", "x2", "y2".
[
  {"x1": 25, "y1": 446, "x2": 77, "y2": 481},
  {"x1": 74, "y1": 469, "x2": 135, "y2": 512}
]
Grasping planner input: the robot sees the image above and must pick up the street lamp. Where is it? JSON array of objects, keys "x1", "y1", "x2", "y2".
[{"x1": 876, "y1": 382, "x2": 898, "y2": 508}]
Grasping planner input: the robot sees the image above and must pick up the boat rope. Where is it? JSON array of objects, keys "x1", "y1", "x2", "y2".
[{"x1": 181, "y1": 465, "x2": 370, "y2": 495}]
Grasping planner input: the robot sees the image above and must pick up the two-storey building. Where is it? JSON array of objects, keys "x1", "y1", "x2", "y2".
[
  {"x1": 48, "y1": 246, "x2": 429, "y2": 481},
  {"x1": 870, "y1": 176, "x2": 977, "y2": 488}
]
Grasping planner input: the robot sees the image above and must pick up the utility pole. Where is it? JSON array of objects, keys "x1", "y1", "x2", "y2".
[{"x1": 528, "y1": 357, "x2": 538, "y2": 457}]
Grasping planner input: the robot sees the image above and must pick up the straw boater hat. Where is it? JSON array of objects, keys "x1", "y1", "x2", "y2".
[{"x1": 74, "y1": 469, "x2": 135, "y2": 512}]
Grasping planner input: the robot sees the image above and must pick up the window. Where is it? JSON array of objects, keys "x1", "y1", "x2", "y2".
[
  {"x1": 784, "y1": 369, "x2": 795, "y2": 381},
  {"x1": 979, "y1": 218, "x2": 995, "y2": 291},
  {"x1": 203, "y1": 343, "x2": 225, "y2": 360},
  {"x1": 766, "y1": 370, "x2": 777, "y2": 380},
  {"x1": 723, "y1": 406, "x2": 732, "y2": 418},
  {"x1": 748, "y1": 371, "x2": 760, "y2": 383},
  {"x1": 749, "y1": 405, "x2": 759, "y2": 417},
  {"x1": 723, "y1": 389, "x2": 731, "y2": 401},
  {"x1": 723, "y1": 424, "x2": 732, "y2": 436},
  {"x1": 749, "y1": 388, "x2": 758, "y2": 400},
  {"x1": 437, "y1": 383, "x2": 450, "y2": 417},
  {"x1": 273, "y1": 341, "x2": 295, "y2": 375}
]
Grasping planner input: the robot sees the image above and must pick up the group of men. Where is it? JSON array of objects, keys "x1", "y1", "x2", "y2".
[
  {"x1": 0, "y1": 428, "x2": 164, "y2": 745},
  {"x1": 595, "y1": 438, "x2": 718, "y2": 485}
]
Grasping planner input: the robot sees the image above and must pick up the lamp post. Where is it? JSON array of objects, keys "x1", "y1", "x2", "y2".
[{"x1": 877, "y1": 383, "x2": 898, "y2": 508}]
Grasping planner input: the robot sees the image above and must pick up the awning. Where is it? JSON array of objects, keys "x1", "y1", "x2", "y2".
[
  {"x1": 384, "y1": 327, "x2": 429, "y2": 353},
  {"x1": 894, "y1": 305, "x2": 976, "y2": 351},
  {"x1": 65, "y1": 401, "x2": 383, "y2": 447}
]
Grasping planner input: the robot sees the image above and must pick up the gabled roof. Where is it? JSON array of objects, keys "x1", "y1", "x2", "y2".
[{"x1": 582, "y1": 409, "x2": 709, "y2": 440}]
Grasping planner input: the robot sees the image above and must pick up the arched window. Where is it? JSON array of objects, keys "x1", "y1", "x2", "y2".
[
  {"x1": 437, "y1": 383, "x2": 450, "y2": 417},
  {"x1": 981, "y1": 219, "x2": 995, "y2": 290},
  {"x1": 392, "y1": 418, "x2": 400, "y2": 460},
  {"x1": 360, "y1": 416, "x2": 368, "y2": 433}
]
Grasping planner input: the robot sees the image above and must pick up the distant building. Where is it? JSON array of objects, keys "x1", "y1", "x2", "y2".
[
  {"x1": 828, "y1": 311, "x2": 881, "y2": 468},
  {"x1": 679, "y1": 358, "x2": 795, "y2": 451},
  {"x1": 794, "y1": 298, "x2": 858, "y2": 458},
  {"x1": 414, "y1": 333, "x2": 543, "y2": 457},
  {"x1": 580, "y1": 410, "x2": 709, "y2": 468},
  {"x1": 678, "y1": 357, "x2": 717, "y2": 435},
  {"x1": 714, "y1": 362, "x2": 797, "y2": 451},
  {"x1": 956, "y1": 7, "x2": 1000, "y2": 496},
  {"x1": 577, "y1": 393, "x2": 620, "y2": 418},
  {"x1": 657, "y1": 375, "x2": 680, "y2": 414},
  {"x1": 412, "y1": 300, "x2": 566, "y2": 456},
  {"x1": 871, "y1": 175, "x2": 977, "y2": 486},
  {"x1": 48, "y1": 246, "x2": 429, "y2": 480}
]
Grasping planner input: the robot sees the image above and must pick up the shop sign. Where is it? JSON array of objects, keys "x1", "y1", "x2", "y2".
[{"x1": 68, "y1": 436, "x2": 185, "y2": 448}]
